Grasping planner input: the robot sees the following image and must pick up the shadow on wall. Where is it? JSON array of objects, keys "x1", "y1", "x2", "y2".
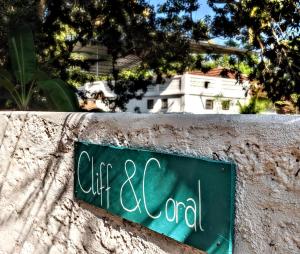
[
  {"x1": 0, "y1": 113, "x2": 203, "y2": 254},
  {"x1": 0, "y1": 113, "x2": 81, "y2": 254}
]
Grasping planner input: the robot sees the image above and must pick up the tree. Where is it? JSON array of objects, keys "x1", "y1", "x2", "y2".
[
  {"x1": 0, "y1": 1, "x2": 156, "y2": 77},
  {"x1": 208, "y1": 0, "x2": 300, "y2": 106},
  {"x1": 0, "y1": 24, "x2": 78, "y2": 111},
  {"x1": 107, "y1": 0, "x2": 210, "y2": 110},
  {"x1": 0, "y1": 0, "x2": 40, "y2": 65},
  {"x1": 238, "y1": 97, "x2": 272, "y2": 114},
  {"x1": 0, "y1": 0, "x2": 210, "y2": 110}
]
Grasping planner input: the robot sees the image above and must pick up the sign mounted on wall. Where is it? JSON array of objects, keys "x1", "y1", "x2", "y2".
[{"x1": 74, "y1": 142, "x2": 236, "y2": 254}]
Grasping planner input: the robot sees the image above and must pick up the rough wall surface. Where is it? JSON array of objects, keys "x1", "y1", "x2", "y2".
[{"x1": 0, "y1": 112, "x2": 299, "y2": 254}]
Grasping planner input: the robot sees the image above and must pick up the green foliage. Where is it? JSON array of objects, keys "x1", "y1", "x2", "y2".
[
  {"x1": 0, "y1": 0, "x2": 211, "y2": 110},
  {"x1": 37, "y1": 79, "x2": 79, "y2": 111},
  {"x1": 0, "y1": 24, "x2": 78, "y2": 111},
  {"x1": 209, "y1": 0, "x2": 300, "y2": 106},
  {"x1": 238, "y1": 97, "x2": 272, "y2": 114},
  {"x1": 8, "y1": 25, "x2": 37, "y2": 85},
  {"x1": 119, "y1": 68, "x2": 154, "y2": 80},
  {"x1": 275, "y1": 93, "x2": 300, "y2": 114},
  {"x1": 201, "y1": 52, "x2": 258, "y2": 76},
  {"x1": 67, "y1": 66, "x2": 99, "y2": 88},
  {"x1": 221, "y1": 100, "x2": 230, "y2": 110},
  {"x1": 107, "y1": 67, "x2": 154, "y2": 111},
  {"x1": 1, "y1": 0, "x2": 299, "y2": 111}
]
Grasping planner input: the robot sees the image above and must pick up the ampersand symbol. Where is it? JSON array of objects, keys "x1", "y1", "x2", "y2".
[{"x1": 120, "y1": 160, "x2": 141, "y2": 213}]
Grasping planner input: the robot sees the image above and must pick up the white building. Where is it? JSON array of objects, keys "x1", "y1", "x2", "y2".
[
  {"x1": 126, "y1": 68, "x2": 250, "y2": 114},
  {"x1": 80, "y1": 68, "x2": 250, "y2": 114}
]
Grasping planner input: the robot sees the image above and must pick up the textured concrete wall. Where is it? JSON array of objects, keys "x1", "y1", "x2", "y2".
[{"x1": 0, "y1": 112, "x2": 299, "y2": 254}]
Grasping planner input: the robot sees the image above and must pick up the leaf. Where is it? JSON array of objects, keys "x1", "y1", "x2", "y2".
[
  {"x1": 0, "y1": 69, "x2": 15, "y2": 94},
  {"x1": 248, "y1": 28, "x2": 254, "y2": 44},
  {"x1": 8, "y1": 24, "x2": 37, "y2": 85},
  {"x1": 33, "y1": 70, "x2": 51, "y2": 81},
  {"x1": 37, "y1": 79, "x2": 79, "y2": 111},
  {"x1": 0, "y1": 69, "x2": 22, "y2": 108},
  {"x1": 250, "y1": 6, "x2": 259, "y2": 18}
]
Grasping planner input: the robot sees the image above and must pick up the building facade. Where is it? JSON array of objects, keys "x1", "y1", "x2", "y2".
[
  {"x1": 80, "y1": 68, "x2": 250, "y2": 114},
  {"x1": 126, "y1": 68, "x2": 250, "y2": 114}
]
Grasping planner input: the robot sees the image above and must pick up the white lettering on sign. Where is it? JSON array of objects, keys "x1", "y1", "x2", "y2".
[
  {"x1": 120, "y1": 160, "x2": 142, "y2": 213},
  {"x1": 143, "y1": 158, "x2": 162, "y2": 219},
  {"x1": 77, "y1": 151, "x2": 204, "y2": 232},
  {"x1": 77, "y1": 150, "x2": 111, "y2": 209},
  {"x1": 77, "y1": 151, "x2": 91, "y2": 194}
]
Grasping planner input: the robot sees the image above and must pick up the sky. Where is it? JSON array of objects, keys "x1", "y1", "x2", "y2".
[{"x1": 148, "y1": 0, "x2": 214, "y2": 19}]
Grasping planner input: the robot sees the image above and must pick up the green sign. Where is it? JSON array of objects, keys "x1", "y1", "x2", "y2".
[{"x1": 74, "y1": 142, "x2": 236, "y2": 253}]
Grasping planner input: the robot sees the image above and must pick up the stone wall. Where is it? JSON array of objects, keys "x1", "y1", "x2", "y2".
[{"x1": 0, "y1": 112, "x2": 299, "y2": 254}]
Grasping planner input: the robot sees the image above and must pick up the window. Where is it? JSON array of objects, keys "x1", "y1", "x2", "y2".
[
  {"x1": 205, "y1": 99, "x2": 214, "y2": 110},
  {"x1": 161, "y1": 99, "x2": 168, "y2": 109},
  {"x1": 222, "y1": 100, "x2": 230, "y2": 110},
  {"x1": 204, "y1": 81, "x2": 210, "y2": 89},
  {"x1": 147, "y1": 99, "x2": 154, "y2": 109},
  {"x1": 134, "y1": 107, "x2": 141, "y2": 113}
]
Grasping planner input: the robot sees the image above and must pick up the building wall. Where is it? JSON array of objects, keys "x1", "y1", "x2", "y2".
[
  {"x1": 125, "y1": 74, "x2": 249, "y2": 114},
  {"x1": 186, "y1": 74, "x2": 248, "y2": 98},
  {"x1": 126, "y1": 96, "x2": 183, "y2": 113},
  {"x1": 82, "y1": 74, "x2": 249, "y2": 114},
  {"x1": 0, "y1": 112, "x2": 299, "y2": 254},
  {"x1": 183, "y1": 94, "x2": 244, "y2": 114},
  {"x1": 183, "y1": 74, "x2": 248, "y2": 114}
]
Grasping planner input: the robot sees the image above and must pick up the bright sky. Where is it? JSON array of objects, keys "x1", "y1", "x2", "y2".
[{"x1": 148, "y1": 0, "x2": 214, "y2": 19}]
